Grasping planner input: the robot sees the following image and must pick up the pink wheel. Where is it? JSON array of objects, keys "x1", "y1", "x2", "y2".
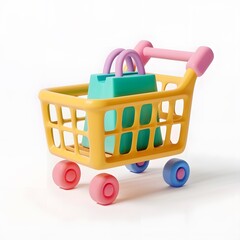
[
  {"x1": 89, "y1": 173, "x2": 119, "y2": 205},
  {"x1": 52, "y1": 160, "x2": 81, "y2": 190}
]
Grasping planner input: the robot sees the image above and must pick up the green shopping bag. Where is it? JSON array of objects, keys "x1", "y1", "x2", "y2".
[{"x1": 82, "y1": 48, "x2": 162, "y2": 154}]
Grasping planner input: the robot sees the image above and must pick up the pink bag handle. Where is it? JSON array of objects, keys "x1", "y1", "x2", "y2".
[
  {"x1": 134, "y1": 40, "x2": 214, "y2": 77},
  {"x1": 103, "y1": 48, "x2": 134, "y2": 74},
  {"x1": 115, "y1": 49, "x2": 145, "y2": 77}
]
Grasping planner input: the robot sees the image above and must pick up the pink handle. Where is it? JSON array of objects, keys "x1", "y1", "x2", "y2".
[
  {"x1": 134, "y1": 40, "x2": 153, "y2": 66},
  {"x1": 134, "y1": 40, "x2": 214, "y2": 77},
  {"x1": 186, "y1": 46, "x2": 214, "y2": 77},
  {"x1": 143, "y1": 47, "x2": 193, "y2": 62}
]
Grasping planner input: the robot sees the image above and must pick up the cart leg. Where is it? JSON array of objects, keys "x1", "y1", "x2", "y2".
[
  {"x1": 52, "y1": 160, "x2": 81, "y2": 190},
  {"x1": 163, "y1": 158, "x2": 190, "y2": 187},
  {"x1": 126, "y1": 161, "x2": 149, "y2": 173},
  {"x1": 89, "y1": 173, "x2": 119, "y2": 205}
]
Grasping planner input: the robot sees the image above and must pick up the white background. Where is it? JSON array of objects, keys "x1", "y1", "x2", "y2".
[{"x1": 0, "y1": 0, "x2": 240, "y2": 239}]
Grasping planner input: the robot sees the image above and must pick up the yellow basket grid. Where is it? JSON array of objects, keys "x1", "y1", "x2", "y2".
[{"x1": 39, "y1": 68, "x2": 197, "y2": 170}]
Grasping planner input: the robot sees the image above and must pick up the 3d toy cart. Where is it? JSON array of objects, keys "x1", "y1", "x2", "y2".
[{"x1": 39, "y1": 40, "x2": 213, "y2": 205}]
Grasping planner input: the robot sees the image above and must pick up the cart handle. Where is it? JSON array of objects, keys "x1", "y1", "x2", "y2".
[{"x1": 134, "y1": 40, "x2": 214, "y2": 77}]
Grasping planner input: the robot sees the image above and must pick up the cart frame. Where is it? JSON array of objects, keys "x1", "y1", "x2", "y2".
[{"x1": 39, "y1": 68, "x2": 197, "y2": 170}]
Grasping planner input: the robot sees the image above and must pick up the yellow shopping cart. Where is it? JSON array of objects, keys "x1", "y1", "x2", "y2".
[{"x1": 39, "y1": 40, "x2": 213, "y2": 205}]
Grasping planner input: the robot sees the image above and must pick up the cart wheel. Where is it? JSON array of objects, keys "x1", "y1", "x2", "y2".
[
  {"x1": 52, "y1": 160, "x2": 81, "y2": 190},
  {"x1": 89, "y1": 173, "x2": 119, "y2": 205},
  {"x1": 126, "y1": 161, "x2": 149, "y2": 173},
  {"x1": 163, "y1": 158, "x2": 190, "y2": 188}
]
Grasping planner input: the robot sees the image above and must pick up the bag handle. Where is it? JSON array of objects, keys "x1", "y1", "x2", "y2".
[
  {"x1": 103, "y1": 48, "x2": 134, "y2": 74},
  {"x1": 115, "y1": 49, "x2": 145, "y2": 77}
]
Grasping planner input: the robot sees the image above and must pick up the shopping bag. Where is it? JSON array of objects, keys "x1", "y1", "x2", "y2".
[{"x1": 82, "y1": 48, "x2": 162, "y2": 154}]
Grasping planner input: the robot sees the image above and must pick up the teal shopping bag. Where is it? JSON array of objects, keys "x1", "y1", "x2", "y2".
[{"x1": 82, "y1": 48, "x2": 162, "y2": 154}]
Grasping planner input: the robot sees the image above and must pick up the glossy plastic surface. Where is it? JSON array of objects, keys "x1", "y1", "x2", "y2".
[
  {"x1": 103, "y1": 48, "x2": 134, "y2": 74},
  {"x1": 135, "y1": 40, "x2": 214, "y2": 76},
  {"x1": 89, "y1": 173, "x2": 119, "y2": 205},
  {"x1": 82, "y1": 49, "x2": 162, "y2": 154},
  {"x1": 163, "y1": 158, "x2": 190, "y2": 187},
  {"x1": 39, "y1": 41, "x2": 213, "y2": 170},
  {"x1": 115, "y1": 49, "x2": 145, "y2": 76},
  {"x1": 187, "y1": 46, "x2": 214, "y2": 76},
  {"x1": 52, "y1": 160, "x2": 81, "y2": 190},
  {"x1": 126, "y1": 161, "x2": 149, "y2": 173}
]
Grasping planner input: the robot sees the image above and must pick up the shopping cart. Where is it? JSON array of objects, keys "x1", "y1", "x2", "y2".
[{"x1": 39, "y1": 40, "x2": 214, "y2": 205}]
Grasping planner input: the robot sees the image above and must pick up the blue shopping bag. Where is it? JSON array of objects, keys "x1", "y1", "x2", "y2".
[{"x1": 82, "y1": 48, "x2": 162, "y2": 154}]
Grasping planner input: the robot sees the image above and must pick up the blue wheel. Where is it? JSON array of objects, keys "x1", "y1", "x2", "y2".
[
  {"x1": 126, "y1": 161, "x2": 149, "y2": 173},
  {"x1": 163, "y1": 158, "x2": 190, "y2": 187}
]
